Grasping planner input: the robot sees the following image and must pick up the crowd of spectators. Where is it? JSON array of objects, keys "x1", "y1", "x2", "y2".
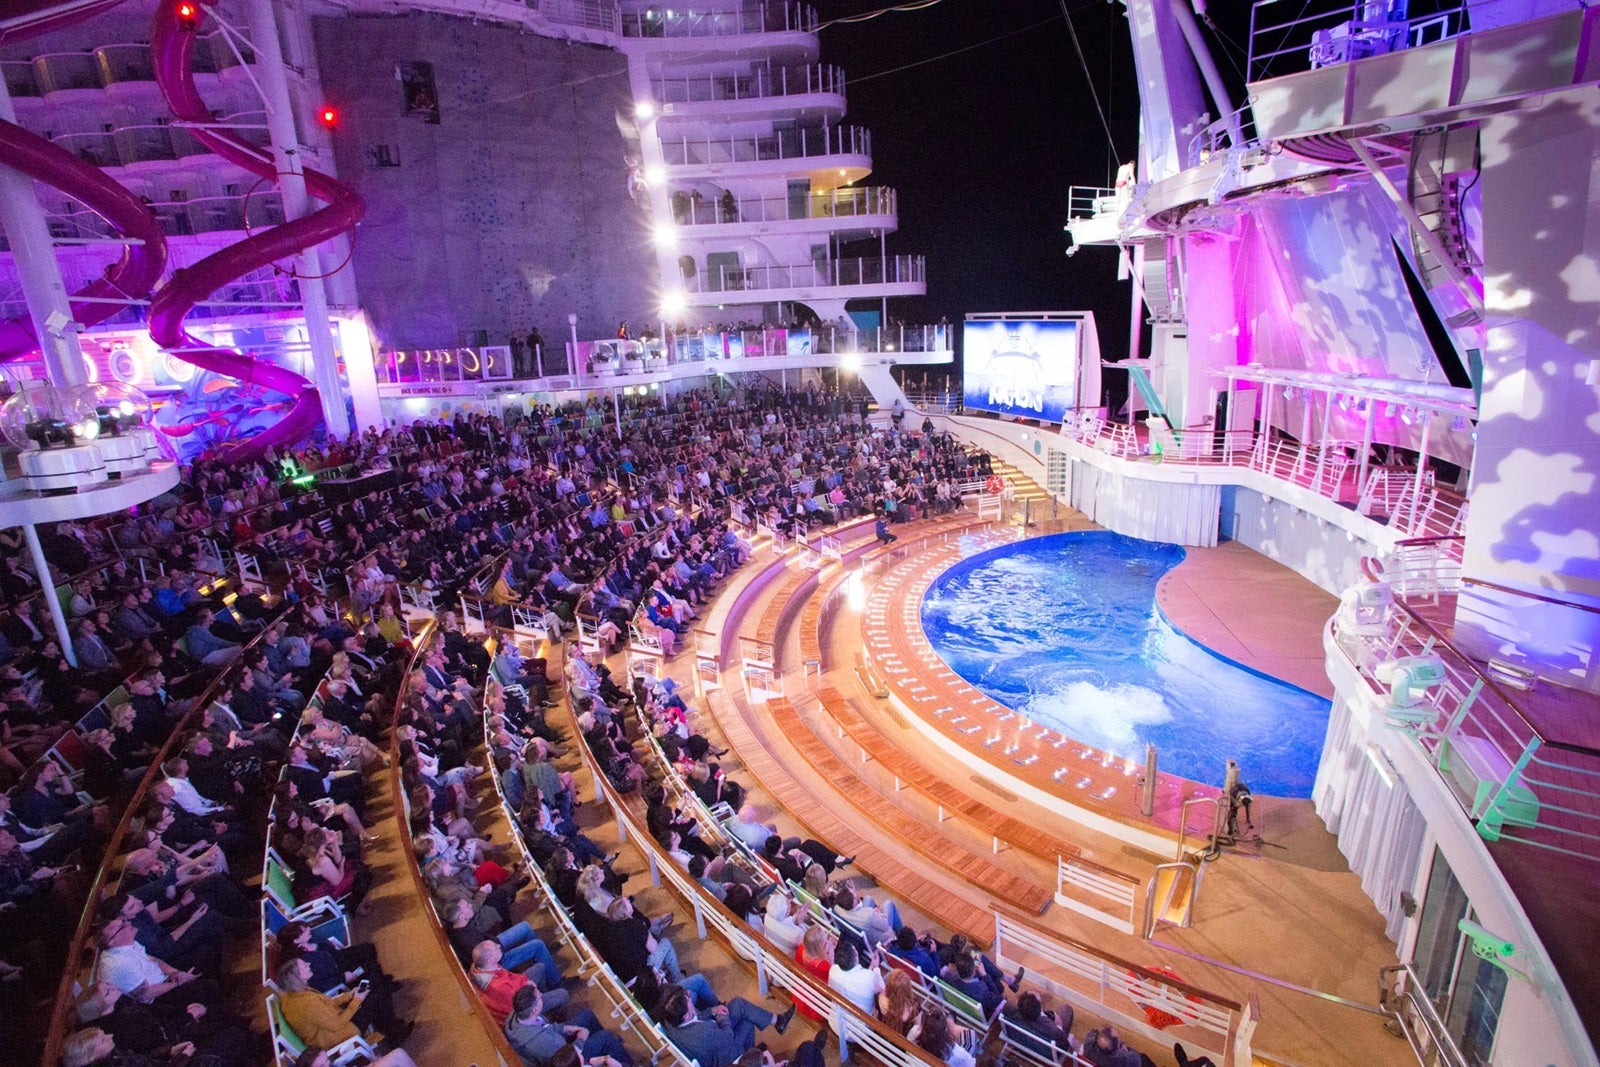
[{"x1": 4, "y1": 380, "x2": 1015, "y2": 1065}]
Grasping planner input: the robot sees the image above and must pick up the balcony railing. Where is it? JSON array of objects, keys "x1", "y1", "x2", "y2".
[
  {"x1": 621, "y1": 2, "x2": 817, "y2": 38},
  {"x1": 530, "y1": 0, "x2": 620, "y2": 33},
  {"x1": 670, "y1": 185, "x2": 894, "y2": 226},
  {"x1": 691, "y1": 254, "x2": 922, "y2": 293},
  {"x1": 661, "y1": 124, "x2": 869, "y2": 166},
  {"x1": 1335, "y1": 539, "x2": 1600, "y2": 864},
  {"x1": 1061, "y1": 417, "x2": 1470, "y2": 541},
  {"x1": 2, "y1": 61, "x2": 41, "y2": 98},
  {"x1": 376, "y1": 325, "x2": 951, "y2": 384},
  {"x1": 1247, "y1": 0, "x2": 1469, "y2": 82},
  {"x1": 1067, "y1": 184, "x2": 1125, "y2": 221},
  {"x1": 94, "y1": 42, "x2": 155, "y2": 85},
  {"x1": 375, "y1": 346, "x2": 515, "y2": 385},
  {"x1": 1185, "y1": 101, "x2": 1260, "y2": 169},
  {"x1": 654, "y1": 63, "x2": 843, "y2": 104},
  {"x1": 43, "y1": 191, "x2": 285, "y2": 240},
  {"x1": 32, "y1": 51, "x2": 101, "y2": 93}
]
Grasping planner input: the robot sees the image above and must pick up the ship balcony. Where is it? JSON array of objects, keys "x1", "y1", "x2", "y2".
[
  {"x1": 40, "y1": 191, "x2": 285, "y2": 241},
  {"x1": 20, "y1": 35, "x2": 250, "y2": 99},
  {"x1": 680, "y1": 253, "x2": 924, "y2": 305},
  {"x1": 667, "y1": 185, "x2": 896, "y2": 239},
  {"x1": 653, "y1": 63, "x2": 845, "y2": 123},
  {"x1": 659, "y1": 124, "x2": 871, "y2": 184},
  {"x1": 621, "y1": 2, "x2": 817, "y2": 38}
]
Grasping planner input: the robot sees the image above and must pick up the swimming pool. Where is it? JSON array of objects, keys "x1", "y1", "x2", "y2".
[{"x1": 919, "y1": 531, "x2": 1330, "y2": 797}]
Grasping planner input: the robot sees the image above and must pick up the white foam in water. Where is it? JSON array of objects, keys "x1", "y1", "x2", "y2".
[{"x1": 1024, "y1": 681, "x2": 1173, "y2": 759}]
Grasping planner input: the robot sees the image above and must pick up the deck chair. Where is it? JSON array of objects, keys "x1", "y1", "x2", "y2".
[
  {"x1": 937, "y1": 978, "x2": 994, "y2": 1029},
  {"x1": 268, "y1": 992, "x2": 376, "y2": 1066}
]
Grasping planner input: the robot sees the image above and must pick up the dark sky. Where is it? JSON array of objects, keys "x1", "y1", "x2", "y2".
[{"x1": 813, "y1": 0, "x2": 1144, "y2": 366}]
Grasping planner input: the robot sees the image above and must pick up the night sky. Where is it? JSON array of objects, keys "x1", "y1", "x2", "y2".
[
  {"x1": 814, "y1": 0, "x2": 1144, "y2": 372},
  {"x1": 812, "y1": 0, "x2": 1255, "y2": 399}
]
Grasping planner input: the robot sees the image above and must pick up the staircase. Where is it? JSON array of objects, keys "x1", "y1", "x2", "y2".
[
  {"x1": 988, "y1": 458, "x2": 1053, "y2": 508},
  {"x1": 1406, "y1": 126, "x2": 1479, "y2": 294}
]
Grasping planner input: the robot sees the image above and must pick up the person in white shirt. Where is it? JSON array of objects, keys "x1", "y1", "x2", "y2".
[
  {"x1": 161, "y1": 758, "x2": 225, "y2": 816},
  {"x1": 827, "y1": 939, "x2": 884, "y2": 1015},
  {"x1": 95, "y1": 916, "x2": 201, "y2": 1004}
]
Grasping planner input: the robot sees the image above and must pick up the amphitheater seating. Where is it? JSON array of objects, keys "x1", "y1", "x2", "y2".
[{"x1": 765, "y1": 696, "x2": 1052, "y2": 916}]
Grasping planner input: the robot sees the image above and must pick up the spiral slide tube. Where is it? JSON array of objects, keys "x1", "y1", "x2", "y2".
[
  {"x1": 0, "y1": 120, "x2": 170, "y2": 361},
  {"x1": 149, "y1": 0, "x2": 364, "y2": 458}
]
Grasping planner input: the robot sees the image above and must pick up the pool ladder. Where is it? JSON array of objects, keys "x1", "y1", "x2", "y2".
[{"x1": 1142, "y1": 796, "x2": 1221, "y2": 938}]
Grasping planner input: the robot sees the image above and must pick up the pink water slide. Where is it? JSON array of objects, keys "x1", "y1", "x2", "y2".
[
  {"x1": 148, "y1": 0, "x2": 364, "y2": 457},
  {"x1": 0, "y1": 0, "x2": 363, "y2": 458},
  {"x1": 0, "y1": 118, "x2": 169, "y2": 360}
]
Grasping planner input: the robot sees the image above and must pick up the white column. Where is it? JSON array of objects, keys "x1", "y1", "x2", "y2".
[
  {"x1": 24, "y1": 524, "x2": 76, "y2": 667},
  {"x1": 0, "y1": 79, "x2": 87, "y2": 388},
  {"x1": 248, "y1": 0, "x2": 351, "y2": 438}
]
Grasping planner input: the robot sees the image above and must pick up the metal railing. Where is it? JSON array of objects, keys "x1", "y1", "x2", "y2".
[
  {"x1": 374, "y1": 323, "x2": 952, "y2": 384},
  {"x1": 654, "y1": 62, "x2": 843, "y2": 104},
  {"x1": 575, "y1": 686, "x2": 952, "y2": 1067},
  {"x1": 20, "y1": 33, "x2": 249, "y2": 93},
  {"x1": 1063, "y1": 419, "x2": 1469, "y2": 541},
  {"x1": 1247, "y1": 0, "x2": 1470, "y2": 82},
  {"x1": 671, "y1": 185, "x2": 894, "y2": 226},
  {"x1": 693, "y1": 254, "x2": 922, "y2": 293},
  {"x1": 1379, "y1": 964, "x2": 1470, "y2": 1067},
  {"x1": 375, "y1": 345, "x2": 520, "y2": 385},
  {"x1": 993, "y1": 906, "x2": 1256, "y2": 1066},
  {"x1": 1067, "y1": 184, "x2": 1123, "y2": 221},
  {"x1": 1335, "y1": 546, "x2": 1600, "y2": 862},
  {"x1": 661, "y1": 123, "x2": 869, "y2": 166},
  {"x1": 531, "y1": 0, "x2": 622, "y2": 33},
  {"x1": 1185, "y1": 101, "x2": 1261, "y2": 169},
  {"x1": 43, "y1": 190, "x2": 286, "y2": 240},
  {"x1": 1056, "y1": 855, "x2": 1142, "y2": 935},
  {"x1": 620, "y1": 1, "x2": 818, "y2": 38}
]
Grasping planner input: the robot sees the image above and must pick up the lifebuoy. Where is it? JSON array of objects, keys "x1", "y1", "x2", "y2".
[
  {"x1": 984, "y1": 474, "x2": 1004, "y2": 495},
  {"x1": 1130, "y1": 966, "x2": 1201, "y2": 1030}
]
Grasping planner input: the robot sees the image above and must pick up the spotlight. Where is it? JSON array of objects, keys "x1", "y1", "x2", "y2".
[
  {"x1": 176, "y1": 1, "x2": 201, "y2": 30},
  {"x1": 318, "y1": 105, "x2": 338, "y2": 130},
  {"x1": 636, "y1": 101, "x2": 656, "y2": 120},
  {"x1": 644, "y1": 164, "x2": 666, "y2": 184}
]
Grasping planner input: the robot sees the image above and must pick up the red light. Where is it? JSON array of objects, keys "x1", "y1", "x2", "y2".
[
  {"x1": 176, "y1": 1, "x2": 200, "y2": 28},
  {"x1": 318, "y1": 106, "x2": 338, "y2": 130}
]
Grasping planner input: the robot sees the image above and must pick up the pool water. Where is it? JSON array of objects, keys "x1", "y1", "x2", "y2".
[{"x1": 919, "y1": 531, "x2": 1330, "y2": 797}]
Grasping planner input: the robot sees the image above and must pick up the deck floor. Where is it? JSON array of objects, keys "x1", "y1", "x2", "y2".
[{"x1": 775, "y1": 515, "x2": 1405, "y2": 1067}]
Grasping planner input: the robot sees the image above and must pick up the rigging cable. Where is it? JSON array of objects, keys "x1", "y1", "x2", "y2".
[
  {"x1": 849, "y1": 14, "x2": 1064, "y2": 85},
  {"x1": 1057, "y1": 0, "x2": 1121, "y2": 163}
]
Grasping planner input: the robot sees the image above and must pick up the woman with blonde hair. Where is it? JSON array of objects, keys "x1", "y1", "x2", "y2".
[{"x1": 794, "y1": 924, "x2": 836, "y2": 1022}]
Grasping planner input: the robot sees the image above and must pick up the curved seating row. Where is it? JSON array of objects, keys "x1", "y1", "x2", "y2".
[
  {"x1": 258, "y1": 667, "x2": 380, "y2": 1065},
  {"x1": 473, "y1": 665, "x2": 695, "y2": 1067},
  {"x1": 385, "y1": 622, "x2": 522, "y2": 1065},
  {"x1": 41, "y1": 598, "x2": 292, "y2": 1062},
  {"x1": 615, "y1": 664, "x2": 1112, "y2": 1067},
  {"x1": 569, "y1": 675, "x2": 950, "y2": 1067}
]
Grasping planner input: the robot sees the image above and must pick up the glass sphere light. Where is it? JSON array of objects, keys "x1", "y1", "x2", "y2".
[
  {"x1": 0, "y1": 383, "x2": 100, "y2": 451},
  {"x1": 70, "y1": 380, "x2": 152, "y2": 437}
]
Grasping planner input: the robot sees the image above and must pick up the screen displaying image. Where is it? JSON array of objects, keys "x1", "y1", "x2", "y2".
[{"x1": 963, "y1": 318, "x2": 1080, "y2": 422}]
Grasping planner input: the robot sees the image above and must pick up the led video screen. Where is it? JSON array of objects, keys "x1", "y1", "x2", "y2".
[{"x1": 962, "y1": 318, "x2": 1080, "y2": 422}]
